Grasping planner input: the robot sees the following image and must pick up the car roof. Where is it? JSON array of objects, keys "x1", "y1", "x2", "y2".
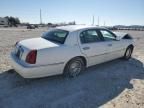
[{"x1": 56, "y1": 25, "x2": 105, "y2": 32}]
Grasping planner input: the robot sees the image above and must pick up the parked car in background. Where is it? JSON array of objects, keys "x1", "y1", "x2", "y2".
[
  {"x1": 34, "y1": 25, "x2": 38, "y2": 28},
  {"x1": 27, "y1": 24, "x2": 35, "y2": 29},
  {"x1": 10, "y1": 25, "x2": 134, "y2": 78}
]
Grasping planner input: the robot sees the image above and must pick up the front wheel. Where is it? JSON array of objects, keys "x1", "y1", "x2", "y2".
[
  {"x1": 64, "y1": 57, "x2": 85, "y2": 77},
  {"x1": 123, "y1": 46, "x2": 133, "y2": 60}
]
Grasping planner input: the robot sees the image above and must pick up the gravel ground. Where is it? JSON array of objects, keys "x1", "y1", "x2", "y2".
[{"x1": 0, "y1": 28, "x2": 144, "y2": 108}]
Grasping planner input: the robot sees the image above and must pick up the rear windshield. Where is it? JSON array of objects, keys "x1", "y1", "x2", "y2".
[{"x1": 42, "y1": 29, "x2": 69, "y2": 44}]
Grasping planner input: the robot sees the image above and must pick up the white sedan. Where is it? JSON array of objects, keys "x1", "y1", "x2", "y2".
[{"x1": 10, "y1": 25, "x2": 134, "y2": 78}]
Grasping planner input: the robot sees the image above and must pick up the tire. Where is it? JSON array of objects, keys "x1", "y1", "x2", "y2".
[
  {"x1": 64, "y1": 57, "x2": 85, "y2": 77},
  {"x1": 123, "y1": 46, "x2": 133, "y2": 60}
]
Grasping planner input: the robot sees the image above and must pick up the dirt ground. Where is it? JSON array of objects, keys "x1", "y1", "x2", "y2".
[{"x1": 0, "y1": 27, "x2": 144, "y2": 108}]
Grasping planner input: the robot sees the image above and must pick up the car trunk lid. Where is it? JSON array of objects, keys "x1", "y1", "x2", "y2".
[{"x1": 18, "y1": 37, "x2": 59, "y2": 50}]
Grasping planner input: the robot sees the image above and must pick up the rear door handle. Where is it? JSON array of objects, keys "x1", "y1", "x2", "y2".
[
  {"x1": 83, "y1": 47, "x2": 90, "y2": 50},
  {"x1": 108, "y1": 44, "x2": 112, "y2": 47}
]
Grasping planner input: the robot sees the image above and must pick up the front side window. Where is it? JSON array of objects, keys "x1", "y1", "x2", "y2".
[
  {"x1": 42, "y1": 29, "x2": 69, "y2": 44},
  {"x1": 80, "y1": 29, "x2": 101, "y2": 44},
  {"x1": 100, "y1": 30, "x2": 116, "y2": 41}
]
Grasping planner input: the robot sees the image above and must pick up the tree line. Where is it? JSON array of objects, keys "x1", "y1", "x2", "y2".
[{"x1": 4, "y1": 16, "x2": 20, "y2": 27}]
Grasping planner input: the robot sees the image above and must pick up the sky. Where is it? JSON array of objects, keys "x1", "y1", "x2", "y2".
[{"x1": 0, "y1": 0, "x2": 143, "y2": 26}]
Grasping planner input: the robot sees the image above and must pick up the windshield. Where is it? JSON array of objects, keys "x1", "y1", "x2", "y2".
[{"x1": 42, "y1": 29, "x2": 69, "y2": 44}]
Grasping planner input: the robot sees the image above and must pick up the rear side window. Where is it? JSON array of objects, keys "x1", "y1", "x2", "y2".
[
  {"x1": 80, "y1": 29, "x2": 102, "y2": 44},
  {"x1": 42, "y1": 29, "x2": 69, "y2": 44}
]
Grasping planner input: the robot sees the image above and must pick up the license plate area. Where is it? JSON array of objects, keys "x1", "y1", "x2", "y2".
[{"x1": 15, "y1": 46, "x2": 24, "y2": 59}]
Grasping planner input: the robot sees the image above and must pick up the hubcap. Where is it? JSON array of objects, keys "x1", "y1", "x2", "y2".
[{"x1": 69, "y1": 61, "x2": 82, "y2": 76}]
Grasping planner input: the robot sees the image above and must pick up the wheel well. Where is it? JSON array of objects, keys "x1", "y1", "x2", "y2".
[
  {"x1": 63, "y1": 56, "x2": 87, "y2": 72},
  {"x1": 68, "y1": 56, "x2": 87, "y2": 67},
  {"x1": 77, "y1": 56, "x2": 87, "y2": 66}
]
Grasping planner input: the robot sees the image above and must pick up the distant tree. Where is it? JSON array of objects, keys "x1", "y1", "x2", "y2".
[
  {"x1": 4, "y1": 16, "x2": 21, "y2": 27},
  {"x1": 48, "y1": 23, "x2": 53, "y2": 26},
  {"x1": 47, "y1": 23, "x2": 57, "y2": 27},
  {"x1": 68, "y1": 21, "x2": 76, "y2": 25},
  {"x1": 15, "y1": 17, "x2": 20, "y2": 24}
]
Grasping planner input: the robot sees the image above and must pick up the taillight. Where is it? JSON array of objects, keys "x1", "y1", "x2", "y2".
[{"x1": 26, "y1": 50, "x2": 37, "y2": 64}]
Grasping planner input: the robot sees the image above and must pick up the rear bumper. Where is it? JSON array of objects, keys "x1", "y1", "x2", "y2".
[{"x1": 10, "y1": 53, "x2": 64, "y2": 78}]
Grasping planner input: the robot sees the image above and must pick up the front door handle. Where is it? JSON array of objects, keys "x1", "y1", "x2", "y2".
[
  {"x1": 108, "y1": 44, "x2": 112, "y2": 47},
  {"x1": 83, "y1": 47, "x2": 90, "y2": 50}
]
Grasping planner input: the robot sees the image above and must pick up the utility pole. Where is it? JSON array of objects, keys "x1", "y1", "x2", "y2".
[
  {"x1": 40, "y1": 9, "x2": 42, "y2": 24},
  {"x1": 98, "y1": 16, "x2": 99, "y2": 26},
  {"x1": 104, "y1": 21, "x2": 106, "y2": 26},
  {"x1": 92, "y1": 15, "x2": 95, "y2": 25}
]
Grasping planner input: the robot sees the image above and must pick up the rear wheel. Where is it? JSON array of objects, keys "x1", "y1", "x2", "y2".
[
  {"x1": 64, "y1": 57, "x2": 85, "y2": 77},
  {"x1": 123, "y1": 46, "x2": 133, "y2": 60}
]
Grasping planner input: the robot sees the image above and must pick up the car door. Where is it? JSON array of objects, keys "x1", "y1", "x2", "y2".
[
  {"x1": 78, "y1": 29, "x2": 108, "y2": 66},
  {"x1": 99, "y1": 29, "x2": 125, "y2": 61}
]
